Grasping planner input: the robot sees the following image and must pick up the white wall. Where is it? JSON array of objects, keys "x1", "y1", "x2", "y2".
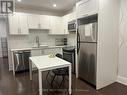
[
  {"x1": 97, "y1": 0, "x2": 119, "y2": 89},
  {"x1": 0, "y1": 17, "x2": 7, "y2": 57},
  {"x1": 117, "y1": 0, "x2": 127, "y2": 85}
]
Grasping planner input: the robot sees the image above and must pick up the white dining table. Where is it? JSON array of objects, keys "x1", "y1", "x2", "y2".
[{"x1": 29, "y1": 55, "x2": 72, "y2": 95}]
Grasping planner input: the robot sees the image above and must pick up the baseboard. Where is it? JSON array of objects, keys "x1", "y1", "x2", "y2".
[{"x1": 117, "y1": 76, "x2": 127, "y2": 86}]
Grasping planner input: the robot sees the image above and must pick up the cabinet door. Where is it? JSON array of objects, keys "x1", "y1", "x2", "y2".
[
  {"x1": 76, "y1": 0, "x2": 98, "y2": 18},
  {"x1": 50, "y1": 16, "x2": 64, "y2": 35},
  {"x1": 68, "y1": 13, "x2": 73, "y2": 22},
  {"x1": 63, "y1": 15, "x2": 69, "y2": 34},
  {"x1": 40, "y1": 15, "x2": 50, "y2": 29},
  {"x1": 31, "y1": 50, "x2": 42, "y2": 56},
  {"x1": 54, "y1": 48, "x2": 62, "y2": 54},
  {"x1": 69, "y1": 12, "x2": 76, "y2": 22},
  {"x1": 44, "y1": 49, "x2": 54, "y2": 55},
  {"x1": 31, "y1": 50, "x2": 44, "y2": 68},
  {"x1": 44, "y1": 48, "x2": 62, "y2": 55},
  {"x1": 18, "y1": 13, "x2": 29, "y2": 35},
  {"x1": 27, "y1": 14, "x2": 40, "y2": 29},
  {"x1": 8, "y1": 13, "x2": 19, "y2": 35}
]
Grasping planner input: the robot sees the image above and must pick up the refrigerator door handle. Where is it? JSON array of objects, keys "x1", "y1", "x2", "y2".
[{"x1": 77, "y1": 29, "x2": 80, "y2": 54}]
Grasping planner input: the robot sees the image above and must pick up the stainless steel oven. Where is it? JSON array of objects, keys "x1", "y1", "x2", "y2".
[{"x1": 68, "y1": 20, "x2": 76, "y2": 32}]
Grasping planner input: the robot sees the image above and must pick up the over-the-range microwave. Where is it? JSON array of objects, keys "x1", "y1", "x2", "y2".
[{"x1": 68, "y1": 20, "x2": 76, "y2": 32}]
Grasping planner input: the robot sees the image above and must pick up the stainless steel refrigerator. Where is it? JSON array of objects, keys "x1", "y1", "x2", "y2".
[{"x1": 77, "y1": 17, "x2": 98, "y2": 86}]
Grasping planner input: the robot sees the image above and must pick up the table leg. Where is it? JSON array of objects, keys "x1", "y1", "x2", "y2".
[
  {"x1": 75, "y1": 50, "x2": 78, "y2": 78},
  {"x1": 29, "y1": 59, "x2": 32, "y2": 80},
  {"x1": 69, "y1": 65, "x2": 72, "y2": 94},
  {"x1": 39, "y1": 70, "x2": 42, "y2": 95}
]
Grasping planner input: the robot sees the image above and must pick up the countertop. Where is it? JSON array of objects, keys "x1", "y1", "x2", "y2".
[{"x1": 11, "y1": 45, "x2": 76, "y2": 52}]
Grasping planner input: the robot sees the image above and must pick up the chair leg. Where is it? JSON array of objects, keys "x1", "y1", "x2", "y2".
[
  {"x1": 51, "y1": 74, "x2": 56, "y2": 87},
  {"x1": 59, "y1": 76, "x2": 65, "y2": 88},
  {"x1": 46, "y1": 71, "x2": 51, "y2": 85},
  {"x1": 46, "y1": 71, "x2": 50, "y2": 80}
]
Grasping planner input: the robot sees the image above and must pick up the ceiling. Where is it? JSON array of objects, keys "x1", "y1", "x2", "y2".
[{"x1": 15, "y1": 0, "x2": 77, "y2": 14}]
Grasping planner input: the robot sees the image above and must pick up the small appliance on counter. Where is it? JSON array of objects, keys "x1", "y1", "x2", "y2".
[{"x1": 63, "y1": 37, "x2": 67, "y2": 45}]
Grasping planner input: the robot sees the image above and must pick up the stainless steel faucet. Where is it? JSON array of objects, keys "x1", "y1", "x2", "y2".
[{"x1": 36, "y1": 36, "x2": 40, "y2": 48}]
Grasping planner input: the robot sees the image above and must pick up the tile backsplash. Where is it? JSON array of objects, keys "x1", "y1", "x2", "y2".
[{"x1": 8, "y1": 29, "x2": 66, "y2": 49}]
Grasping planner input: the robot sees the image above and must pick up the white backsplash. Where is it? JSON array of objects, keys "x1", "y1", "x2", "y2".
[{"x1": 8, "y1": 29, "x2": 66, "y2": 49}]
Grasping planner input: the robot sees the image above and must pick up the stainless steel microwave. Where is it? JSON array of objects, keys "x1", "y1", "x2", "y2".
[{"x1": 68, "y1": 20, "x2": 76, "y2": 32}]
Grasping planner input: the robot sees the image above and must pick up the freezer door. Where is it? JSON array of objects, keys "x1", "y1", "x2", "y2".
[
  {"x1": 78, "y1": 22, "x2": 98, "y2": 42},
  {"x1": 78, "y1": 43, "x2": 97, "y2": 85}
]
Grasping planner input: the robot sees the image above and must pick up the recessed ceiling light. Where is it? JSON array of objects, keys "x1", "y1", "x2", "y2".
[
  {"x1": 53, "y1": 4, "x2": 56, "y2": 7},
  {"x1": 17, "y1": 0, "x2": 21, "y2": 2}
]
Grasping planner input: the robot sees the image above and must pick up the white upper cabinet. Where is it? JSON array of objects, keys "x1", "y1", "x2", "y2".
[
  {"x1": 49, "y1": 16, "x2": 64, "y2": 35},
  {"x1": 9, "y1": 13, "x2": 29, "y2": 35},
  {"x1": 40, "y1": 15, "x2": 50, "y2": 29},
  {"x1": 62, "y1": 15, "x2": 69, "y2": 34},
  {"x1": 68, "y1": 12, "x2": 76, "y2": 22},
  {"x1": 62, "y1": 11, "x2": 76, "y2": 34},
  {"x1": 28, "y1": 14, "x2": 50, "y2": 30},
  {"x1": 8, "y1": 12, "x2": 75, "y2": 35},
  {"x1": 27, "y1": 14, "x2": 40, "y2": 29},
  {"x1": 18, "y1": 13, "x2": 29, "y2": 35},
  {"x1": 76, "y1": 0, "x2": 98, "y2": 18},
  {"x1": 8, "y1": 13, "x2": 19, "y2": 35}
]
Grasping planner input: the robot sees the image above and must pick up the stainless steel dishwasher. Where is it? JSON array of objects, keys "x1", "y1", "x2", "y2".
[{"x1": 14, "y1": 50, "x2": 31, "y2": 72}]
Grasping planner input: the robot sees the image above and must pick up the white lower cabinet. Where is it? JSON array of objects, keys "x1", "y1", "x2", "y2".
[
  {"x1": 31, "y1": 48, "x2": 62, "y2": 57},
  {"x1": 31, "y1": 50, "x2": 42, "y2": 56},
  {"x1": 31, "y1": 50, "x2": 44, "y2": 68},
  {"x1": 44, "y1": 48, "x2": 62, "y2": 55}
]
